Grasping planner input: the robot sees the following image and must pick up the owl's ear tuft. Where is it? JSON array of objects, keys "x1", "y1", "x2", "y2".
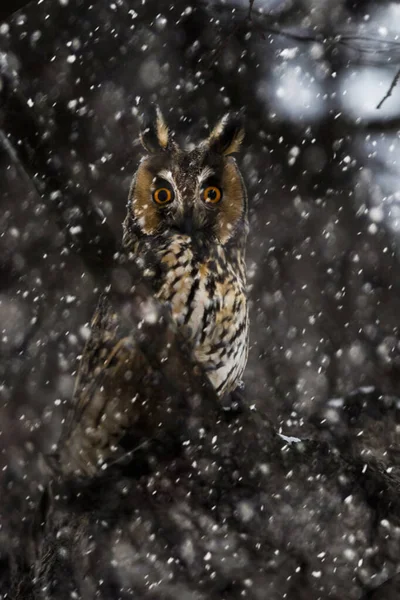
[
  {"x1": 140, "y1": 105, "x2": 170, "y2": 153},
  {"x1": 208, "y1": 113, "x2": 245, "y2": 155}
]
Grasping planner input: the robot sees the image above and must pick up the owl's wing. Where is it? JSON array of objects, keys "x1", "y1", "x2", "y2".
[
  {"x1": 56, "y1": 293, "x2": 143, "y2": 477},
  {"x1": 68, "y1": 294, "x2": 118, "y2": 421},
  {"x1": 61, "y1": 294, "x2": 114, "y2": 432}
]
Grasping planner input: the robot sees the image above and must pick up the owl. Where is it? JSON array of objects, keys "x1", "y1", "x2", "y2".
[{"x1": 56, "y1": 108, "x2": 249, "y2": 477}]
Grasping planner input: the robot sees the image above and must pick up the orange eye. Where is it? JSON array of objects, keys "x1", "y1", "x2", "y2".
[
  {"x1": 203, "y1": 186, "x2": 222, "y2": 204},
  {"x1": 153, "y1": 187, "x2": 174, "y2": 205}
]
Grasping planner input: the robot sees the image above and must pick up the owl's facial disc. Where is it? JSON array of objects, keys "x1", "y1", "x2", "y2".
[
  {"x1": 129, "y1": 152, "x2": 246, "y2": 246},
  {"x1": 127, "y1": 110, "x2": 247, "y2": 245}
]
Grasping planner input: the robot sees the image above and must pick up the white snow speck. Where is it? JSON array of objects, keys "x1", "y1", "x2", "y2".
[
  {"x1": 358, "y1": 386, "x2": 375, "y2": 394},
  {"x1": 368, "y1": 207, "x2": 384, "y2": 223},
  {"x1": 312, "y1": 571, "x2": 322, "y2": 578},
  {"x1": 140, "y1": 299, "x2": 159, "y2": 324},
  {"x1": 344, "y1": 548, "x2": 357, "y2": 560},
  {"x1": 237, "y1": 501, "x2": 255, "y2": 523},
  {"x1": 278, "y1": 433, "x2": 301, "y2": 444},
  {"x1": 69, "y1": 226, "x2": 82, "y2": 235},
  {"x1": 79, "y1": 324, "x2": 91, "y2": 340},
  {"x1": 9, "y1": 227, "x2": 20, "y2": 238},
  {"x1": 279, "y1": 48, "x2": 299, "y2": 60},
  {"x1": 327, "y1": 397, "x2": 344, "y2": 408}
]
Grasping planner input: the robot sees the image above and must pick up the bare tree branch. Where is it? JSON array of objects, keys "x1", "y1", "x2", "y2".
[
  {"x1": 377, "y1": 67, "x2": 400, "y2": 109},
  {"x1": 0, "y1": 0, "x2": 32, "y2": 22},
  {"x1": 0, "y1": 70, "x2": 119, "y2": 283}
]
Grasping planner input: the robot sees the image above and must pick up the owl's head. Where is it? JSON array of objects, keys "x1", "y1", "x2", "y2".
[{"x1": 124, "y1": 108, "x2": 248, "y2": 251}]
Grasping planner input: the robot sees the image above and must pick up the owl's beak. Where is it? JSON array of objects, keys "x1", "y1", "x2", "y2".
[
  {"x1": 180, "y1": 210, "x2": 195, "y2": 235},
  {"x1": 180, "y1": 217, "x2": 193, "y2": 235}
]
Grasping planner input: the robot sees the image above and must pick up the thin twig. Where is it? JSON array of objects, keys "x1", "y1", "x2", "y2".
[
  {"x1": 377, "y1": 67, "x2": 400, "y2": 109},
  {"x1": 205, "y1": 0, "x2": 256, "y2": 70},
  {"x1": 101, "y1": 439, "x2": 151, "y2": 471},
  {"x1": 247, "y1": 0, "x2": 255, "y2": 21},
  {"x1": 0, "y1": 76, "x2": 119, "y2": 280}
]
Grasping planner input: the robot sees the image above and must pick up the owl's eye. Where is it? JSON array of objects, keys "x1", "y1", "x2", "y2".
[
  {"x1": 153, "y1": 187, "x2": 174, "y2": 205},
  {"x1": 203, "y1": 186, "x2": 222, "y2": 204}
]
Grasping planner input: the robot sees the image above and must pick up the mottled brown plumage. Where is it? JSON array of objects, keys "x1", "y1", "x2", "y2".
[{"x1": 57, "y1": 109, "x2": 249, "y2": 477}]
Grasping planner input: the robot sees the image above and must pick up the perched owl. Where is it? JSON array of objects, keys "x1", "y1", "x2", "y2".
[{"x1": 56, "y1": 108, "x2": 249, "y2": 477}]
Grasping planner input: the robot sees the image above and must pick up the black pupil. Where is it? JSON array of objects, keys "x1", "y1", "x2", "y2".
[
  {"x1": 208, "y1": 188, "x2": 217, "y2": 200},
  {"x1": 158, "y1": 189, "x2": 169, "y2": 202}
]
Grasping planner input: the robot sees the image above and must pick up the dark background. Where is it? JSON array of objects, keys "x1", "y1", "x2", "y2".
[{"x1": 2, "y1": 0, "x2": 400, "y2": 598}]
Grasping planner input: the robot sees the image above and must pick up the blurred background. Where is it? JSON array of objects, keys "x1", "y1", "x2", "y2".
[{"x1": 1, "y1": 0, "x2": 400, "y2": 537}]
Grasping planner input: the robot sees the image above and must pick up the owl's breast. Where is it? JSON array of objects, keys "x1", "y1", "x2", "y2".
[{"x1": 155, "y1": 235, "x2": 248, "y2": 397}]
